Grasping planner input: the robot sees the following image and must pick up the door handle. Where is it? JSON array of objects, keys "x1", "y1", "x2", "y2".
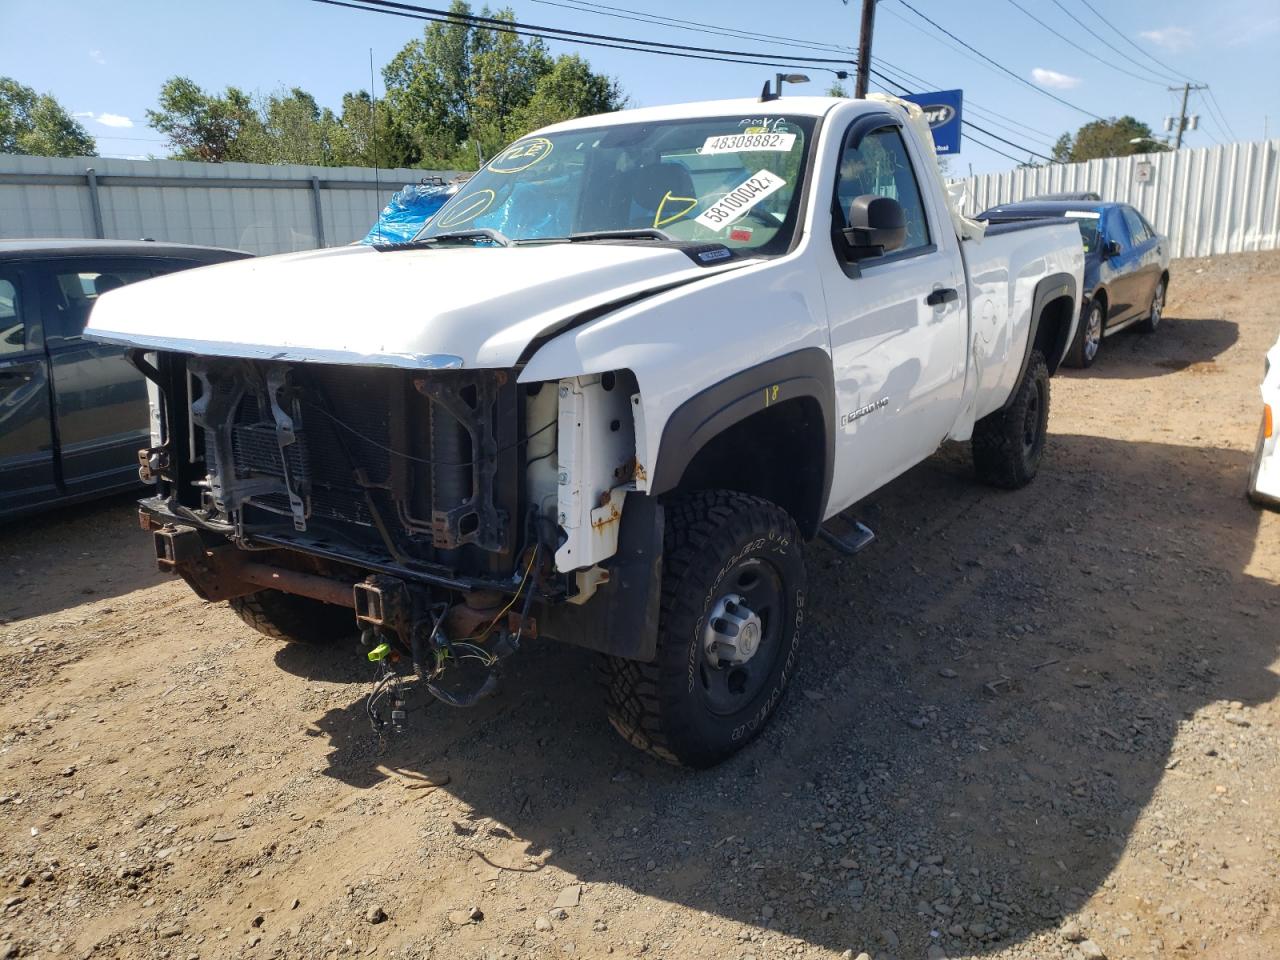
[
  {"x1": 926, "y1": 287, "x2": 958, "y2": 307},
  {"x1": 0, "y1": 370, "x2": 32, "y2": 383}
]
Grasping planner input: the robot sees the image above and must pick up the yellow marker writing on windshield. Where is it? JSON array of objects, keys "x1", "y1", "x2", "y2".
[{"x1": 654, "y1": 191, "x2": 698, "y2": 229}]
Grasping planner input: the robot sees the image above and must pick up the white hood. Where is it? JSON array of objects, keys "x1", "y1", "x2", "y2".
[{"x1": 85, "y1": 241, "x2": 746, "y2": 369}]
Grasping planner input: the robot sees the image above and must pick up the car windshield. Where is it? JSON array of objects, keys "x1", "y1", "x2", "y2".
[
  {"x1": 413, "y1": 114, "x2": 817, "y2": 253},
  {"x1": 1061, "y1": 210, "x2": 1101, "y2": 253}
]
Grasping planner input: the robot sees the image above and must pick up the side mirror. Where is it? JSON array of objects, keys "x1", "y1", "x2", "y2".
[
  {"x1": 1103, "y1": 240, "x2": 1122, "y2": 259},
  {"x1": 841, "y1": 194, "x2": 906, "y2": 260}
]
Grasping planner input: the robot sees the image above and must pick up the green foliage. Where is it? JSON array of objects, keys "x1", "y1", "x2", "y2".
[
  {"x1": 381, "y1": 1, "x2": 625, "y2": 169},
  {"x1": 0, "y1": 77, "x2": 96, "y2": 157},
  {"x1": 146, "y1": 2, "x2": 623, "y2": 169},
  {"x1": 1052, "y1": 116, "x2": 1170, "y2": 163}
]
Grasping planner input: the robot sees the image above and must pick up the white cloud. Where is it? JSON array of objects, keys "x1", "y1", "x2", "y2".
[
  {"x1": 1139, "y1": 26, "x2": 1193, "y2": 53},
  {"x1": 88, "y1": 49, "x2": 105, "y2": 64},
  {"x1": 94, "y1": 113, "x2": 135, "y2": 129},
  {"x1": 1031, "y1": 68, "x2": 1082, "y2": 90}
]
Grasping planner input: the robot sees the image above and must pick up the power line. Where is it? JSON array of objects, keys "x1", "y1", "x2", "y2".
[
  {"x1": 526, "y1": 0, "x2": 860, "y2": 58},
  {"x1": 1070, "y1": 0, "x2": 1197, "y2": 84},
  {"x1": 338, "y1": 0, "x2": 855, "y2": 66},
  {"x1": 551, "y1": 0, "x2": 1061, "y2": 146},
  {"x1": 867, "y1": 67, "x2": 1055, "y2": 163},
  {"x1": 1002, "y1": 0, "x2": 1167, "y2": 88},
  {"x1": 1203, "y1": 88, "x2": 1239, "y2": 142},
  {"x1": 892, "y1": 0, "x2": 1103, "y2": 120},
  {"x1": 872, "y1": 60, "x2": 1057, "y2": 147},
  {"x1": 318, "y1": 0, "x2": 1057, "y2": 165}
]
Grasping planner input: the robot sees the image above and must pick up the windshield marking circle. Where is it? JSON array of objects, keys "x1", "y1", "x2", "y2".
[
  {"x1": 488, "y1": 137, "x2": 554, "y2": 174},
  {"x1": 437, "y1": 189, "x2": 496, "y2": 229},
  {"x1": 694, "y1": 170, "x2": 788, "y2": 230}
]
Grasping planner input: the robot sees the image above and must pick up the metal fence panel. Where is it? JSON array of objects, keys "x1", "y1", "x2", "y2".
[
  {"x1": 953, "y1": 140, "x2": 1280, "y2": 259},
  {"x1": 0, "y1": 154, "x2": 456, "y2": 255}
]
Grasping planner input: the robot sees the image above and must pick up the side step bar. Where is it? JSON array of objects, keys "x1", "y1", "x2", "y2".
[{"x1": 818, "y1": 516, "x2": 876, "y2": 556}]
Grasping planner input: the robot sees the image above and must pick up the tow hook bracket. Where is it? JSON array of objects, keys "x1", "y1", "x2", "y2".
[
  {"x1": 153, "y1": 525, "x2": 204, "y2": 571},
  {"x1": 353, "y1": 576, "x2": 411, "y2": 635},
  {"x1": 137, "y1": 445, "x2": 169, "y2": 483}
]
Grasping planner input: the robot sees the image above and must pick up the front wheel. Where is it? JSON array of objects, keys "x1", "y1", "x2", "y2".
[
  {"x1": 1067, "y1": 299, "x2": 1104, "y2": 368},
  {"x1": 972, "y1": 351, "x2": 1050, "y2": 489},
  {"x1": 601, "y1": 491, "x2": 805, "y2": 768},
  {"x1": 1139, "y1": 278, "x2": 1165, "y2": 334}
]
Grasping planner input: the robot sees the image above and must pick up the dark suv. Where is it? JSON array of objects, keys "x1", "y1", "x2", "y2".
[{"x1": 0, "y1": 239, "x2": 250, "y2": 519}]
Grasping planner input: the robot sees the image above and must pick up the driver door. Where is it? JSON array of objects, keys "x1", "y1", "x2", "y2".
[{"x1": 819, "y1": 119, "x2": 967, "y2": 513}]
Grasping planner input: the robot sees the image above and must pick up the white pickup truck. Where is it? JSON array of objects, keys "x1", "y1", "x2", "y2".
[{"x1": 88, "y1": 95, "x2": 1083, "y2": 767}]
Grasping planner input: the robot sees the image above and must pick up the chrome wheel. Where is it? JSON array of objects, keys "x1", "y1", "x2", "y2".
[
  {"x1": 1149, "y1": 282, "x2": 1164, "y2": 329},
  {"x1": 1083, "y1": 303, "x2": 1103, "y2": 362}
]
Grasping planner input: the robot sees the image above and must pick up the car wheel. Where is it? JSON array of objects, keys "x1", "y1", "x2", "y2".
[
  {"x1": 1068, "y1": 300, "x2": 1105, "y2": 368},
  {"x1": 1139, "y1": 278, "x2": 1165, "y2": 334},
  {"x1": 601, "y1": 490, "x2": 804, "y2": 768},
  {"x1": 972, "y1": 351, "x2": 1050, "y2": 490}
]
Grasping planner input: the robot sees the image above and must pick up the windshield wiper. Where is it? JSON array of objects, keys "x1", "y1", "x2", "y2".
[
  {"x1": 400, "y1": 228, "x2": 513, "y2": 247},
  {"x1": 565, "y1": 228, "x2": 674, "y2": 243}
]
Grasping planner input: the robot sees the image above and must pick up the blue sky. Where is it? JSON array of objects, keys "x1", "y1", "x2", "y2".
[{"x1": 2, "y1": 0, "x2": 1277, "y2": 173}]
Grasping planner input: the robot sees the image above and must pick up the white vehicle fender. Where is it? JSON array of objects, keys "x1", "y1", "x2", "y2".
[{"x1": 518, "y1": 255, "x2": 833, "y2": 508}]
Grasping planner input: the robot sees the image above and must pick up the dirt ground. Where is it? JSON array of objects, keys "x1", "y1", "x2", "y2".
[{"x1": 2, "y1": 251, "x2": 1278, "y2": 960}]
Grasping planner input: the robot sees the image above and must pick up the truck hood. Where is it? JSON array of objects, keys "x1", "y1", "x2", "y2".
[{"x1": 85, "y1": 241, "x2": 749, "y2": 369}]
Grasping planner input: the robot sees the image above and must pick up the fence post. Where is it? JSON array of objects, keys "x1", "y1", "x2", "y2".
[
  {"x1": 310, "y1": 176, "x2": 326, "y2": 249},
  {"x1": 85, "y1": 167, "x2": 105, "y2": 239}
]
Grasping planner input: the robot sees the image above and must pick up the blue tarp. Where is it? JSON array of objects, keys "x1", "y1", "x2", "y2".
[{"x1": 360, "y1": 182, "x2": 459, "y2": 245}]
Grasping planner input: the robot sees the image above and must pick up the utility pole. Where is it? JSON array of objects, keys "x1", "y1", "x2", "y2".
[
  {"x1": 855, "y1": 0, "x2": 877, "y2": 99},
  {"x1": 1168, "y1": 83, "x2": 1207, "y2": 149}
]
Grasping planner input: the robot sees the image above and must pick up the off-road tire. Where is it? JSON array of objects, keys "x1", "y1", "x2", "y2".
[
  {"x1": 601, "y1": 491, "x2": 805, "y2": 768},
  {"x1": 1067, "y1": 299, "x2": 1104, "y2": 368},
  {"x1": 972, "y1": 351, "x2": 1050, "y2": 489},
  {"x1": 1139, "y1": 278, "x2": 1165, "y2": 334},
  {"x1": 228, "y1": 590, "x2": 352, "y2": 644}
]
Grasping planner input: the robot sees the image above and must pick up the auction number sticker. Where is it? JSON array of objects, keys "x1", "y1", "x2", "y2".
[
  {"x1": 488, "y1": 137, "x2": 553, "y2": 174},
  {"x1": 699, "y1": 132, "x2": 797, "y2": 154},
  {"x1": 695, "y1": 170, "x2": 787, "y2": 230},
  {"x1": 1063, "y1": 210, "x2": 1101, "y2": 219}
]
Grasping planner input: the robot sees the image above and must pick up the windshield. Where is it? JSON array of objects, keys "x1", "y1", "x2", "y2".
[{"x1": 414, "y1": 114, "x2": 817, "y2": 253}]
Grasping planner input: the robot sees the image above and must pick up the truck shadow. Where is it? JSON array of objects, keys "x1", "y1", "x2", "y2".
[
  {"x1": 0, "y1": 492, "x2": 164, "y2": 622},
  {"x1": 1066, "y1": 316, "x2": 1238, "y2": 380},
  {"x1": 294, "y1": 432, "x2": 1278, "y2": 957}
]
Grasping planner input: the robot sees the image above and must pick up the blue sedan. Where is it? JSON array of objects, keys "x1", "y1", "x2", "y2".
[{"x1": 977, "y1": 200, "x2": 1171, "y2": 368}]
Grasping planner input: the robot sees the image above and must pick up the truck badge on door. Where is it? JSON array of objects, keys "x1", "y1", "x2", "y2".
[{"x1": 841, "y1": 397, "x2": 889, "y2": 428}]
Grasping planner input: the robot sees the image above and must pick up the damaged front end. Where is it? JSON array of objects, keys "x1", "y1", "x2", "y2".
[{"x1": 133, "y1": 350, "x2": 661, "y2": 720}]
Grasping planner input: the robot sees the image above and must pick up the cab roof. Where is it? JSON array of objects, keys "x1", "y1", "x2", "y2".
[{"x1": 537, "y1": 95, "x2": 868, "y2": 135}]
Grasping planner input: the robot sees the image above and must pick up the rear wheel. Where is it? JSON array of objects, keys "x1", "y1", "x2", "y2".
[
  {"x1": 972, "y1": 351, "x2": 1050, "y2": 490},
  {"x1": 601, "y1": 491, "x2": 805, "y2": 768},
  {"x1": 1139, "y1": 278, "x2": 1165, "y2": 334},
  {"x1": 228, "y1": 590, "x2": 352, "y2": 644},
  {"x1": 1067, "y1": 299, "x2": 1104, "y2": 368}
]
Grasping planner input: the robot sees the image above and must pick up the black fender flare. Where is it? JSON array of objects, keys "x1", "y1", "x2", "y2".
[
  {"x1": 649, "y1": 347, "x2": 835, "y2": 535},
  {"x1": 1007, "y1": 272, "x2": 1077, "y2": 399}
]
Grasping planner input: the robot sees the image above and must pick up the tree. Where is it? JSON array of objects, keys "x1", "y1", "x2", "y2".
[
  {"x1": 146, "y1": 77, "x2": 260, "y2": 162},
  {"x1": 827, "y1": 81, "x2": 849, "y2": 98},
  {"x1": 1052, "y1": 116, "x2": 1170, "y2": 163},
  {"x1": 0, "y1": 77, "x2": 96, "y2": 157},
  {"x1": 381, "y1": 1, "x2": 624, "y2": 168}
]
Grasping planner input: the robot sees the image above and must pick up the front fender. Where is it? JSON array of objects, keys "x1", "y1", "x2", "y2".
[{"x1": 517, "y1": 256, "x2": 830, "y2": 493}]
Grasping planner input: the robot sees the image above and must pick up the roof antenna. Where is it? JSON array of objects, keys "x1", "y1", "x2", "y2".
[{"x1": 370, "y1": 48, "x2": 383, "y2": 242}]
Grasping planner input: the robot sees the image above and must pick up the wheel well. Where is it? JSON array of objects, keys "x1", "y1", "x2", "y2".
[
  {"x1": 1090, "y1": 287, "x2": 1108, "y2": 314},
  {"x1": 1034, "y1": 294, "x2": 1076, "y2": 375},
  {"x1": 674, "y1": 397, "x2": 826, "y2": 538}
]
